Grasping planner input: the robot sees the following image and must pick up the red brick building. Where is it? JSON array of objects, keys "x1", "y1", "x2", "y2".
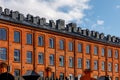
[{"x1": 0, "y1": 7, "x2": 120, "y2": 80}]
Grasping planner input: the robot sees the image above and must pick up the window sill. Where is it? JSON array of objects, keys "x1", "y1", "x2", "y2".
[
  {"x1": 13, "y1": 42, "x2": 21, "y2": 43},
  {"x1": 13, "y1": 61, "x2": 21, "y2": 63}
]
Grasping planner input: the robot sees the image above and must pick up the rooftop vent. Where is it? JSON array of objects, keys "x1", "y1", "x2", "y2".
[
  {"x1": 0, "y1": 7, "x2": 2, "y2": 14},
  {"x1": 107, "y1": 35, "x2": 111, "y2": 42},
  {"x1": 77, "y1": 27, "x2": 82, "y2": 34},
  {"x1": 82, "y1": 30, "x2": 87, "y2": 36},
  {"x1": 95, "y1": 32, "x2": 99, "y2": 39},
  {"x1": 86, "y1": 29, "x2": 91, "y2": 37},
  {"x1": 56, "y1": 19, "x2": 65, "y2": 30},
  {"x1": 100, "y1": 33, "x2": 104, "y2": 39},
  {"x1": 4, "y1": 8, "x2": 10, "y2": 16},
  {"x1": 49, "y1": 20, "x2": 55, "y2": 28},
  {"x1": 11, "y1": 11, "x2": 19, "y2": 20}
]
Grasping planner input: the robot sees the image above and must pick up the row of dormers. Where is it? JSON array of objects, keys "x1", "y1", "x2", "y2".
[{"x1": 0, "y1": 7, "x2": 120, "y2": 44}]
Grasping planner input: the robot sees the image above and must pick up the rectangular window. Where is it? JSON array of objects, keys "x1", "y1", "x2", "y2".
[
  {"x1": 94, "y1": 46, "x2": 98, "y2": 55},
  {"x1": 101, "y1": 48, "x2": 105, "y2": 56},
  {"x1": 115, "y1": 64, "x2": 119, "y2": 72},
  {"x1": 86, "y1": 59, "x2": 90, "y2": 69},
  {"x1": 26, "y1": 33, "x2": 32, "y2": 44},
  {"x1": 69, "y1": 57, "x2": 73, "y2": 67},
  {"x1": 39, "y1": 71, "x2": 44, "y2": 77},
  {"x1": 59, "y1": 56, "x2": 64, "y2": 66},
  {"x1": 86, "y1": 45, "x2": 90, "y2": 54},
  {"x1": 78, "y1": 43, "x2": 82, "y2": 52},
  {"x1": 14, "y1": 31, "x2": 20, "y2": 43},
  {"x1": 0, "y1": 48, "x2": 7, "y2": 60},
  {"x1": 115, "y1": 50, "x2": 119, "y2": 59},
  {"x1": 78, "y1": 58, "x2": 82, "y2": 68},
  {"x1": 108, "y1": 62, "x2": 112, "y2": 71},
  {"x1": 108, "y1": 49, "x2": 112, "y2": 57},
  {"x1": 94, "y1": 60, "x2": 98, "y2": 70},
  {"x1": 49, "y1": 54, "x2": 54, "y2": 65},
  {"x1": 14, "y1": 69, "x2": 20, "y2": 76},
  {"x1": 59, "y1": 40, "x2": 64, "y2": 50},
  {"x1": 38, "y1": 36, "x2": 44, "y2": 46},
  {"x1": 27, "y1": 51, "x2": 32, "y2": 63},
  {"x1": 59, "y1": 73, "x2": 64, "y2": 79},
  {"x1": 115, "y1": 77, "x2": 119, "y2": 80},
  {"x1": 14, "y1": 49, "x2": 20, "y2": 62},
  {"x1": 0, "y1": 28, "x2": 7, "y2": 40},
  {"x1": 102, "y1": 61, "x2": 105, "y2": 71},
  {"x1": 38, "y1": 53, "x2": 44, "y2": 64},
  {"x1": 49, "y1": 38, "x2": 54, "y2": 48},
  {"x1": 69, "y1": 42, "x2": 73, "y2": 51}
]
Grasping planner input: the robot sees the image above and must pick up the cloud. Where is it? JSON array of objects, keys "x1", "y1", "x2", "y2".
[
  {"x1": 0, "y1": 0, "x2": 91, "y2": 24},
  {"x1": 97, "y1": 20, "x2": 104, "y2": 25},
  {"x1": 116, "y1": 5, "x2": 120, "y2": 9},
  {"x1": 91, "y1": 19, "x2": 104, "y2": 30}
]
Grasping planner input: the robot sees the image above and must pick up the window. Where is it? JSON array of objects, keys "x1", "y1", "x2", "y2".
[
  {"x1": 101, "y1": 48, "x2": 105, "y2": 56},
  {"x1": 59, "y1": 40, "x2": 64, "y2": 50},
  {"x1": 49, "y1": 54, "x2": 54, "y2": 65},
  {"x1": 26, "y1": 33, "x2": 32, "y2": 44},
  {"x1": 69, "y1": 42, "x2": 73, "y2": 51},
  {"x1": 94, "y1": 60, "x2": 98, "y2": 70},
  {"x1": 59, "y1": 56, "x2": 64, "y2": 66},
  {"x1": 0, "y1": 28, "x2": 7, "y2": 40},
  {"x1": 59, "y1": 73, "x2": 64, "y2": 79},
  {"x1": 115, "y1": 50, "x2": 119, "y2": 59},
  {"x1": 38, "y1": 53, "x2": 44, "y2": 64},
  {"x1": 78, "y1": 43, "x2": 82, "y2": 52},
  {"x1": 94, "y1": 46, "x2": 98, "y2": 55},
  {"x1": 38, "y1": 36, "x2": 44, "y2": 46},
  {"x1": 14, "y1": 31, "x2": 20, "y2": 43},
  {"x1": 108, "y1": 62, "x2": 112, "y2": 71},
  {"x1": 14, "y1": 69, "x2": 20, "y2": 76},
  {"x1": 51, "y1": 72, "x2": 54, "y2": 79},
  {"x1": 101, "y1": 61, "x2": 105, "y2": 71},
  {"x1": 0, "y1": 48, "x2": 7, "y2": 60},
  {"x1": 86, "y1": 45, "x2": 90, "y2": 54},
  {"x1": 69, "y1": 57, "x2": 73, "y2": 67},
  {"x1": 86, "y1": 59, "x2": 90, "y2": 69},
  {"x1": 39, "y1": 71, "x2": 44, "y2": 77},
  {"x1": 108, "y1": 49, "x2": 112, "y2": 57},
  {"x1": 14, "y1": 49, "x2": 20, "y2": 62},
  {"x1": 115, "y1": 77, "x2": 119, "y2": 80},
  {"x1": 78, "y1": 58, "x2": 82, "y2": 68},
  {"x1": 49, "y1": 38, "x2": 54, "y2": 48},
  {"x1": 115, "y1": 64, "x2": 118, "y2": 72},
  {"x1": 27, "y1": 51, "x2": 32, "y2": 63}
]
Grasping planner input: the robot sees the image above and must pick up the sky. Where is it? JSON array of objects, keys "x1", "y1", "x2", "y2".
[{"x1": 0, "y1": 0, "x2": 120, "y2": 37}]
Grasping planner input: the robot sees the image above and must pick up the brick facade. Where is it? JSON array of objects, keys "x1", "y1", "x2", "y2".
[{"x1": 0, "y1": 7, "x2": 120, "y2": 80}]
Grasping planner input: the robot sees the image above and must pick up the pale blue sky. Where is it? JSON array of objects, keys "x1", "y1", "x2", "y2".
[{"x1": 0, "y1": 0, "x2": 120, "y2": 36}]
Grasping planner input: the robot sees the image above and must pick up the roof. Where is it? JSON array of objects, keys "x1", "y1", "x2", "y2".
[{"x1": 0, "y1": 6, "x2": 120, "y2": 47}]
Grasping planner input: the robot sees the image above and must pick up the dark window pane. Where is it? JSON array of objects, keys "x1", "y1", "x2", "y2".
[
  {"x1": 49, "y1": 38, "x2": 54, "y2": 48},
  {"x1": 27, "y1": 33, "x2": 32, "y2": 44},
  {"x1": 38, "y1": 36, "x2": 44, "y2": 46},
  {"x1": 14, "y1": 49, "x2": 20, "y2": 62},
  {"x1": 0, "y1": 48, "x2": 7, "y2": 60},
  {"x1": 14, "y1": 69, "x2": 20, "y2": 76},
  {"x1": 59, "y1": 40, "x2": 64, "y2": 50},
  {"x1": 0, "y1": 28, "x2": 7, "y2": 40},
  {"x1": 69, "y1": 57, "x2": 73, "y2": 67},
  {"x1": 59, "y1": 56, "x2": 64, "y2": 66},
  {"x1": 78, "y1": 43, "x2": 82, "y2": 52},
  {"x1": 78, "y1": 58, "x2": 82, "y2": 68},
  {"x1": 69, "y1": 42, "x2": 73, "y2": 51},
  {"x1": 38, "y1": 53, "x2": 44, "y2": 64},
  {"x1": 49, "y1": 54, "x2": 54, "y2": 65},
  {"x1": 27, "y1": 51, "x2": 32, "y2": 63},
  {"x1": 14, "y1": 31, "x2": 20, "y2": 42},
  {"x1": 86, "y1": 45, "x2": 90, "y2": 54},
  {"x1": 94, "y1": 46, "x2": 98, "y2": 55}
]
